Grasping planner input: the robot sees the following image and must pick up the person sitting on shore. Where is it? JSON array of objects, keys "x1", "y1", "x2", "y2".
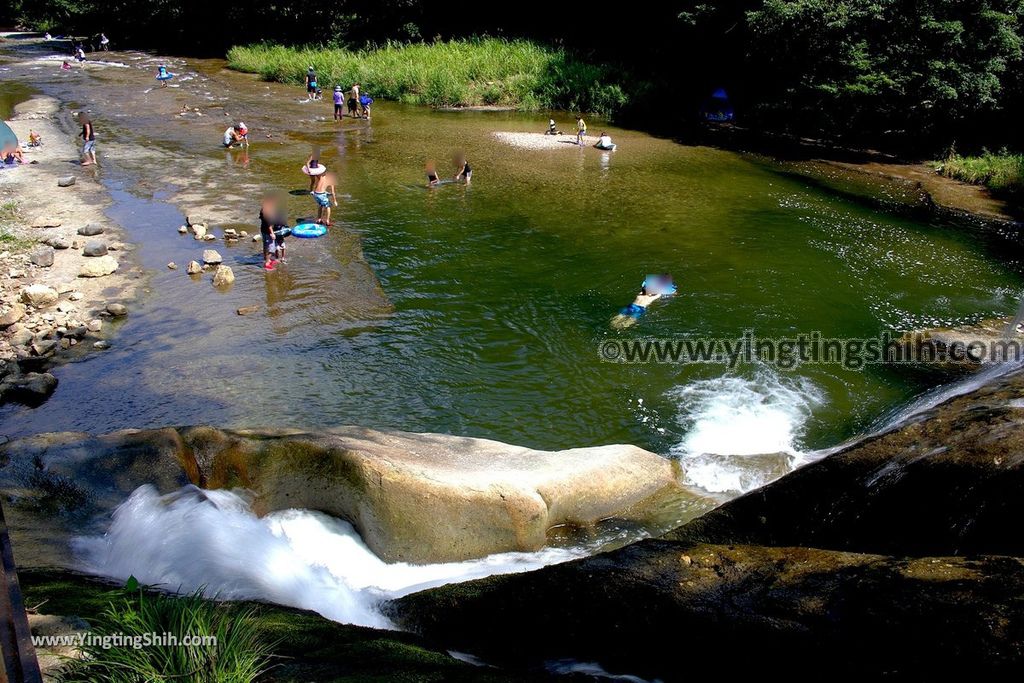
[
  {"x1": 426, "y1": 161, "x2": 440, "y2": 187},
  {"x1": 222, "y1": 123, "x2": 248, "y2": 148},
  {"x1": 311, "y1": 171, "x2": 338, "y2": 226},
  {"x1": 28, "y1": 130, "x2": 42, "y2": 147},
  {"x1": 1, "y1": 144, "x2": 24, "y2": 165},
  {"x1": 546, "y1": 118, "x2": 561, "y2": 135},
  {"x1": 594, "y1": 132, "x2": 616, "y2": 151},
  {"x1": 259, "y1": 193, "x2": 288, "y2": 271},
  {"x1": 453, "y1": 153, "x2": 472, "y2": 184}
]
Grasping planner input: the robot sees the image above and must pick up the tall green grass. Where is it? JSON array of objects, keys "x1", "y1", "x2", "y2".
[
  {"x1": 55, "y1": 579, "x2": 275, "y2": 683},
  {"x1": 227, "y1": 39, "x2": 629, "y2": 116},
  {"x1": 935, "y1": 150, "x2": 1024, "y2": 199}
]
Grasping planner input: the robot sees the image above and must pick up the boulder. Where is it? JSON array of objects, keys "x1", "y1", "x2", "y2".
[
  {"x1": 0, "y1": 372, "x2": 58, "y2": 405},
  {"x1": 105, "y1": 303, "x2": 127, "y2": 317},
  {"x1": 186, "y1": 261, "x2": 203, "y2": 275},
  {"x1": 46, "y1": 237, "x2": 71, "y2": 250},
  {"x1": 82, "y1": 240, "x2": 108, "y2": 257},
  {"x1": 211, "y1": 265, "x2": 234, "y2": 287},
  {"x1": 664, "y1": 365, "x2": 1024, "y2": 558},
  {"x1": 29, "y1": 246, "x2": 55, "y2": 268},
  {"x1": 77, "y1": 223, "x2": 104, "y2": 236},
  {"x1": 392, "y1": 541, "x2": 1024, "y2": 679},
  {"x1": 0, "y1": 303, "x2": 26, "y2": 328},
  {"x1": 0, "y1": 427, "x2": 684, "y2": 563},
  {"x1": 202, "y1": 250, "x2": 222, "y2": 265},
  {"x1": 31, "y1": 339, "x2": 57, "y2": 356},
  {"x1": 78, "y1": 255, "x2": 118, "y2": 278},
  {"x1": 57, "y1": 176, "x2": 76, "y2": 188},
  {"x1": 190, "y1": 224, "x2": 207, "y2": 239},
  {"x1": 10, "y1": 328, "x2": 33, "y2": 346},
  {"x1": 20, "y1": 284, "x2": 59, "y2": 308}
]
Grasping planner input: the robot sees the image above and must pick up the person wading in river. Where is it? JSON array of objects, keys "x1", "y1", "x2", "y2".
[{"x1": 78, "y1": 112, "x2": 97, "y2": 166}]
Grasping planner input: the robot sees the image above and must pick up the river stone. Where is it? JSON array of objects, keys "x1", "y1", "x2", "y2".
[
  {"x1": 167, "y1": 262, "x2": 177, "y2": 270},
  {"x1": 57, "y1": 176, "x2": 76, "y2": 188},
  {"x1": 46, "y1": 237, "x2": 71, "y2": 250},
  {"x1": 237, "y1": 305, "x2": 259, "y2": 316},
  {"x1": 0, "y1": 303, "x2": 26, "y2": 328},
  {"x1": 78, "y1": 255, "x2": 118, "y2": 278},
  {"x1": 77, "y1": 223, "x2": 104, "y2": 236},
  {"x1": 0, "y1": 427, "x2": 682, "y2": 563},
  {"x1": 82, "y1": 240, "x2": 108, "y2": 257},
  {"x1": 105, "y1": 303, "x2": 128, "y2": 317},
  {"x1": 186, "y1": 261, "x2": 203, "y2": 275},
  {"x1": 177, "y1": 225, "x2": 188, "y2": 234},
  {"x1": 20, "y1": 284, "x2": 59, "y2": 308},
  {"x1": 211, "y1": 265, "x2": 234, "y2": 287},
  {"x1": 10, "y1": 328, "x2": 33, "y2": 346},
  {"x1": 0, "y1": 372, "x2": 58, "y2": 405},
  {"x1": 191, "y1": 224, "x2": 207, "y2": 239},
  {"x1": 29, "y1": 246, "x2": 55, "y2": 268},
  {"x1": 31, "y1": 339, "x2": 57, "y2": 357},
  {"x1": 86, "y1": 319, "x2": 102, "y2": 332},
  {"x1": 202, "y1": 250, "x2": 222, "y2": 265}
]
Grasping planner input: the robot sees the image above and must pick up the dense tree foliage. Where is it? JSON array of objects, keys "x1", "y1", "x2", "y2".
[{"x1": 11, "y1": 0, "x2": 1024, "y2": 154}]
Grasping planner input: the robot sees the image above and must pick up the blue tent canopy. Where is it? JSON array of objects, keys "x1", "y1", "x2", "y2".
[
  {"x1": 702, "y1": 88, "x2": 735, "y2": 123},
  {"x1": 0, "y1": 120, "x2": 17, "y2": 149}
]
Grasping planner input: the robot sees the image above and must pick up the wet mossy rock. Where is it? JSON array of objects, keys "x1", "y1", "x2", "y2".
[{"x1": 0, "y1": 426, "x2": 681, "y2": 563}]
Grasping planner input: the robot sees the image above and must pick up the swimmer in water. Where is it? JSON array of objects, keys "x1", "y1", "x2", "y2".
[
  {"x1": 610, "y1": 274, "x2": 674, "y2": 329},
  {"x1": 426, "y1": 161, "x2": 439, "y2": 187}
]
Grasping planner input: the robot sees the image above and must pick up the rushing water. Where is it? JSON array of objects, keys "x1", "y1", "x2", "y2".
[{"x1": 2, "y1": 48, "x2": 1024, "y2": 496}]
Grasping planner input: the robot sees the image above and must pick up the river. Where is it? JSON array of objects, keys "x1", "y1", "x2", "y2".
[{"x1": 2, "y1": 43, "x2": 1022, "y2": 500}]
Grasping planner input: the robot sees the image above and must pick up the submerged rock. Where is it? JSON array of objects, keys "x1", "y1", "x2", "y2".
[
  {"x1": 186, "y1": 260, "x2": 203, "y2": 275},
  {"x1": 202, "y1": 249, "x2": 222, "y2": 265},
  {"x1": 0, "y1": 371, "x2": 58, "y2": 405},
  {"x1": 0, "y1": 426, "x2": 683, "y2": 563},
  {"x1": 211, "y1": 265, "x2": 234, "y2": 287}
]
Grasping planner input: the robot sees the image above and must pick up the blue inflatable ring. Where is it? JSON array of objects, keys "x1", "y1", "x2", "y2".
[{"x1": 293, "y1": 222, "x2": 327, "y2": 238}]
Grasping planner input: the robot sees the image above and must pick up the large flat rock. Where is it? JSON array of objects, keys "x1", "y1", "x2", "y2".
[{"x1": 0, "y1": 426, "x2": 682, "y2": 563}]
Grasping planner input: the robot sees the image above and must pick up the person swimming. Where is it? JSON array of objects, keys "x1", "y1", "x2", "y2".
[{"x1": 611, "y1": 274, "x2": 675, "y2": 328}]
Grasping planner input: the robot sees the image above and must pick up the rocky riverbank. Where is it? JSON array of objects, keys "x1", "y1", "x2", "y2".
[
  {"x1": 391, "y1": 364, "x2": 1024, "y2": 678},
  {"x1": 0, "y1": 95, "x2": 139, "y2": 405}
]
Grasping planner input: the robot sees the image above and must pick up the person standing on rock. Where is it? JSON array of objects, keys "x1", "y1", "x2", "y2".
[{"x1": 79, "y1": 113, "x2": 97, "y2": 166}]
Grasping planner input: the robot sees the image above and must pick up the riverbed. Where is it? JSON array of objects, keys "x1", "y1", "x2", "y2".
[{"x1": 2, "y1": 41, "x2": 1023, "y2": 500}]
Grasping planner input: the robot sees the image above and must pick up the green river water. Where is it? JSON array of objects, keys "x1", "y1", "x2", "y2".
[{"x1": 2, "y1": 46, "x2": 1022, "y2": 496}]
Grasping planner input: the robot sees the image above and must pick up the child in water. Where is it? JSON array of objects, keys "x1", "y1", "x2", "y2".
[
  {"x1": 311, "y1": 171, "x2": 338, "y2": 226},
  {"x1": 259, "y1": 193, "x2": 288, "y2": 271},
  {"x1": 576, "y1": 116, "x2": 587, "y2": 146},
  {"x1": 426, "y1": 161, "x2": 440, "y2": 187},
  {"x1": 157, "y1": 65, "x2": 172, "y2": 86},
  {"x1": 610, "y1": 274, "x2": 674, "y2": 329},
  {"x1": 61, "y1": 60, "x2": 71, "y2": 71}
]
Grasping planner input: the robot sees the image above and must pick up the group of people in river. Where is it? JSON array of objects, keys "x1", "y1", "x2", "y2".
[{"x1": 302, "y1": 67, "x2": 372, "y2": 119}]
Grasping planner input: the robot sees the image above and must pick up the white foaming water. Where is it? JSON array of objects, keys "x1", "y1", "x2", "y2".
[
  {"x1": 669, "y1": 372, "x2": 825, "y2": 494},
  {"x1": 73, "y1": 485, "x2": 584, "y2": 629}
]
